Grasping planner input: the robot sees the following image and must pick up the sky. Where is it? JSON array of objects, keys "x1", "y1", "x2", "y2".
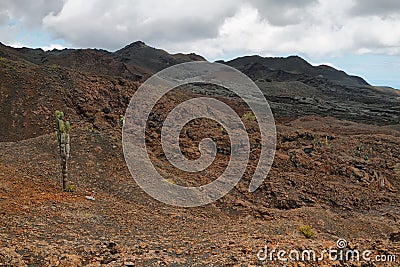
[{"x1": 1, "y1": 0, "x2": 400, "y2": 88}]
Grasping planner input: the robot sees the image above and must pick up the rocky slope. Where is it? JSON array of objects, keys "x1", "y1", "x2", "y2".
[
  {"x1": 0, "y1": 42, "x2": 399, "y2": 266},
  {"x1": 221, "y1": 55, "x2": 368, "y2": 86},
  {"x1": 1, "y1": 41, "x2": 399, "y2": 126},
  {"x1": 0, "y1": 41, "x2": 205, "y2": 82},
  {"x1": 219, "y1": 56, "x2": 400, "y2": 125}
]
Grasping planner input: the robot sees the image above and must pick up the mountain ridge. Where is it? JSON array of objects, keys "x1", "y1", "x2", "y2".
[
  {"x1": 221, "y1": 54, "x2": 369, "y2": 87},
  {"x1": 0, "y1": 41, "x2": 374, "y2": 87},
  {"x1": 0, "y1": 40, "x2": 399, "y2": 139}
]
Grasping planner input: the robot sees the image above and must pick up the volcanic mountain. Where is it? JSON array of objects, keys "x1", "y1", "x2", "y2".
[
  {"x1": 1, "y1": 41, "x2": 399, "y2": 139},
  {"x1": 0, "y1": 41, "x2": 399, "y2": 266}
]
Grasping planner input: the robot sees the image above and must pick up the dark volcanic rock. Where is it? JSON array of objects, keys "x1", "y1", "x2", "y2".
[
  {"x1": 390, "y1": 232, "x2": 400, "y2": 242},
  {"x1": 113, "y1": 41, "x2": 205, "y2": 74},
  {"x1": 224, "y1": 55, "x2": 369, "y2": 86}
]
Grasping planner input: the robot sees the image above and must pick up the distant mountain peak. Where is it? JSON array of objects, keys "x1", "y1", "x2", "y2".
[
  {"x1": 120, "y1": 40, "x2": 147, "y2": 50},
  {"x1": 286, "y1": 55, "x2": 310, "y2": 63},
  {"x1": 113, "y1": 41, "x2": 205, "y2": 73},
  {"x1": 225, "y1": 54, "x2": 369, "y2": 86}
]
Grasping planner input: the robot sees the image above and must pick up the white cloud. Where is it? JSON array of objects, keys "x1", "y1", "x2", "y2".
[
  {"x1": 0, "y1": 24, "x2": 22, "y2": 47},
  {"x1": 0, "y1": 0, "x2": 63, "y2": 28},
  {"x1": 8, "y1": 42, "x2": 24, "y2": 48},
  {"x1": 170, "y1": 0, "x2": 400, "y2": 60},
  {"x1": 350, "y1": 0, "x2": 400, "y2": 16},
  {"x1": 40, "y1": 43, "x2": 66, "y2": 51},
  {"x1": 1, "y1": 0, "x2": 400, "y2": 60},
  {"x1": 41, "y1": 0, "x2": 241, "y2": 50}
]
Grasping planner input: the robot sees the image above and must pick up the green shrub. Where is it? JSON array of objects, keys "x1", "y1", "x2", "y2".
[
  {"x1": 354, "y1": 144, "x2": 372, "y2": 162},
  {"x1": 50, "y1": 64, "x2": 59, "y2": 70},
  {"x1": 312, "y1": 136, "x2": 332, "y2": 148},
  {"x1": 299, "y1": 225, "x2": 314, "y2": 238},
  {"x1": 119, "y1": 115, "x2": 125, "y2": 126},
  {"x1": 242, "y1": 112, "x2": 256, "y2": 121},
  {"x1": 63, "y1": 184, "x2": 76, "y2": 192},
  {"x1": 0, "y1": 57, "x2": 16, "y2": 70}
]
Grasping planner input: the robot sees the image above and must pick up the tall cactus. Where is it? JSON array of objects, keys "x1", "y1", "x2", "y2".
[{"x1": 55, "y1": 110, "x2": 71, "y2": 190}]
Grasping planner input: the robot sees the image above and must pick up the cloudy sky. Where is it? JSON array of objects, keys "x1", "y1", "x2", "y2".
[{"x1": 1, "y1": 0, "x2": 400, "y2": 88}]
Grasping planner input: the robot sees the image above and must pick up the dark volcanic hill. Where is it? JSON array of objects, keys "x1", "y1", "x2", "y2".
[
  {"x1": 213, "y1": 56, "x2": 400, "y2": 125},
  {"x1": 222, "y1": 55, "x2": 369, "y2": 87},
  {"x1": 0, "y1": 41, "x2": 205, "y2": 82},
  {"x1": 0, "y1": 41, "x2": 400, "y2": 138},
  {"x1": 113, "y1": 41, "x2": 205, "y2": 74}
]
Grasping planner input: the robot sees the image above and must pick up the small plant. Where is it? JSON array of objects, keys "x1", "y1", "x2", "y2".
[
  {"x1": 50, "y1": 64, "x2": 59, "y2": 70},
  {"x1": 56, "y1": 110, "x2": 73, "y2": 191},
  {"x1": 324, "y1": 136, "x2": 329, "y2": 145},
  {"x1": 163, "y1": 178, "x2": 176, "y2": 185},
  {"x1": 324, "y1": 136, "x2": 332, "y2": 148},
  {"x1": 312, "y1": 135, "x2": 332, "y2": 148},
  {"x1": 242, "y1": 112, "x2": 256, "y2": 121},
  {"x1": 0, "y1": 57, "x2": 15, "y2": 70},
  {"x1": 113, "y1": 135, "x2": 121, "y2": 142},
  {"x1": 120, "y1": 115, "x2": 125, "y2": 126},
  {"x1": 312, "y1": 138, "x2": 322, "y2": 147},
  {"x1": 354, "y1": 144, "x2": 372, "y2": 161},
  {"x1": 63, "y1": 184, "x2": 76, "y2": 192},
  {"x1": 355, "y1": 145, "x2": 364, "y2": 156},
  {"x1": 219, "y1": 126, "x2": 226, "y2": 134},
  {"x1": 299, "y1": 225, "x2": 314, "y2": 238}
]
